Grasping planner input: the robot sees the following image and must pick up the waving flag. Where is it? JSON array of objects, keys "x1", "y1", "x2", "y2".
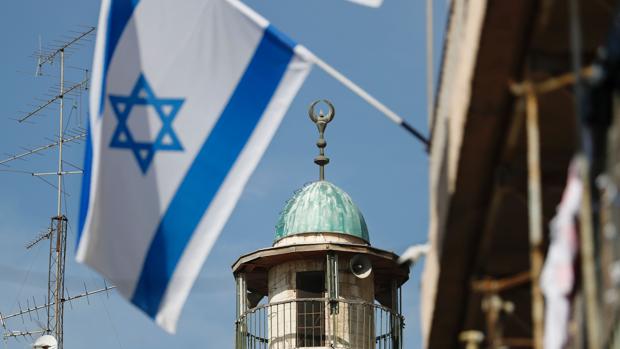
[
  {"x1": 77, "y1": 0, "x2": 312, "y2": 332},
  {"x1": 346, "y1": 0, "x2": 383, "y2": 7}
]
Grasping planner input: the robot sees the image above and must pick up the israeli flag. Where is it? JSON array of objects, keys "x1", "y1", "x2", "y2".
[{"x1": 77, "y1": 0, "x2": 312, "y2": 332}]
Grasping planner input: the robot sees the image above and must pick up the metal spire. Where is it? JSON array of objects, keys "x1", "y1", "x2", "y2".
[{"x1": 308, "y1": 99, "x2": 335, "y2": 181}]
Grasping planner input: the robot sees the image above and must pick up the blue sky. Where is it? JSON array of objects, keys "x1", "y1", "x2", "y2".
[{"x1": 0, "y1": 1, "x2": 447, "y2": 348}]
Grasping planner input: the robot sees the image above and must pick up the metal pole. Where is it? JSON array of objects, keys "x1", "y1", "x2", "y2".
[
  {"x1": 46, "y1": 222, "x2": 53, "y2": 333},
  {"x1": 525, "y1": 87, "x2": 544, "y2": 349},
  {"x1": 54, "y1": 48, "x2": 65, "y2": 349},
  {"x1": 57, "y1": 49, "x2": 64, "y2": 218},
  {"x1": 308, "y1": 52, "x2": 430, "y2": 147},
  {"x1": 55, "y1": 219, "x2": 61, "y2": 347}
]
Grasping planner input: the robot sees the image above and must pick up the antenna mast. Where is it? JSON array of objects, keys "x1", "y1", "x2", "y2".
[
  {"x1": 2, "y1": 26, "x2": 96, "y2": 349},
  {"x1": 0, "y1": 26, "x2": 120, "y2": 349},
  {"x1": 41, "y1": 27, "x2": 94, "y2": 349}
]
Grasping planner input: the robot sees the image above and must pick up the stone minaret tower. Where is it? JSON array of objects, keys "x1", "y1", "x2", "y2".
[{"x1": 232, "y1": 100, "x2": 409, "y2": 349}]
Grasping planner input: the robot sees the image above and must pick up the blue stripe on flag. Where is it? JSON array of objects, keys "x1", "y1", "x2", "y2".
[
  {"x1": 130, "y1": 25, "x2": 296, "y2": 317},
  {"x1": 79, "y1": 0, "x2": 139, "y2": 249},
  {"x1": 77, "y1": 120, "x2": 93, "y2": 248},
  {"x1": 98, "y1": 0, "x2": 140, "y2": 116}
]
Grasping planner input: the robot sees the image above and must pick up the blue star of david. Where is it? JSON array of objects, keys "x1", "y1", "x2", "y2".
[{"x1": 109, "y1": 74, "x2": 184, "y2": 174}]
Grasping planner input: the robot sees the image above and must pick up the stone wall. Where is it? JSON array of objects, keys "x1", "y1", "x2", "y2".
[{"x1": 267, "y1": 255, "x2": 375, "y2": 348}]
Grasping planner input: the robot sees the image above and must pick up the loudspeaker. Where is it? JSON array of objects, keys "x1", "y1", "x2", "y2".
[{"x1": 349, "y1": 254, "x2": 372, "y2": 279}]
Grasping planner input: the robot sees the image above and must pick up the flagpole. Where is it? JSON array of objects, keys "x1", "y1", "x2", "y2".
[{"x1": 305, "y1": 49, "x2": 430, "y2": 150}]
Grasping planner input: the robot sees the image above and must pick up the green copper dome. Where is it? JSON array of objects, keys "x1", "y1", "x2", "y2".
[{"x1": 274, "y1": 181, "x2": 370, "y2": 243}]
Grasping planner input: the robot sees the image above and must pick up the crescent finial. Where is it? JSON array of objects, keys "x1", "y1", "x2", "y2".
[{"x1": 308, "y1": 100, "x2": 335, "y2": 181}]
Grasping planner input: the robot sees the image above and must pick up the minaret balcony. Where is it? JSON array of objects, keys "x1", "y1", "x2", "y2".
[{"x1": 234, "y1": 297, "x2": 404, "y2": 349}]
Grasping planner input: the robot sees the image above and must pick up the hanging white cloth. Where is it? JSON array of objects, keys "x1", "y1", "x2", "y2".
[{"x1": 540, "y1": 162, "x2": 582, "y2": 349}]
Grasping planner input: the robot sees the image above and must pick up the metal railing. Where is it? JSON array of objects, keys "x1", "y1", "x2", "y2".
[{"x1": 235, "y1": 298, "x2": 404, "y2": 349}]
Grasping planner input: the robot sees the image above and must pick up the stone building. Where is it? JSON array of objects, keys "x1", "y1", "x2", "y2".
[{"x1": 421, "y1": 1, "x2": 617, "y2": 348}]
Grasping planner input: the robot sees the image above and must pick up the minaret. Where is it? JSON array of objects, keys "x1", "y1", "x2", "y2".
[{"x1": 232, "y1": 100, "x2": 410, "y2": 349}]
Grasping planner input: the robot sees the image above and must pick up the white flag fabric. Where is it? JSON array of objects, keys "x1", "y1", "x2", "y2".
[
  {"x1": 77, "y1": 0, "x2": 312, "y2": 332},
  {"x1": 540, "y1": 161, "x2": 581, "y2": 349},
  {"x1": 346, "y1": 0, "x2": 383, "y2": 7}
]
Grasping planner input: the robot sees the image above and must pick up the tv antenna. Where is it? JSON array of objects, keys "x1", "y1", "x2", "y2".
[{"x1": 0, "y1": 26, "x2": 115, "y2": 349}]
